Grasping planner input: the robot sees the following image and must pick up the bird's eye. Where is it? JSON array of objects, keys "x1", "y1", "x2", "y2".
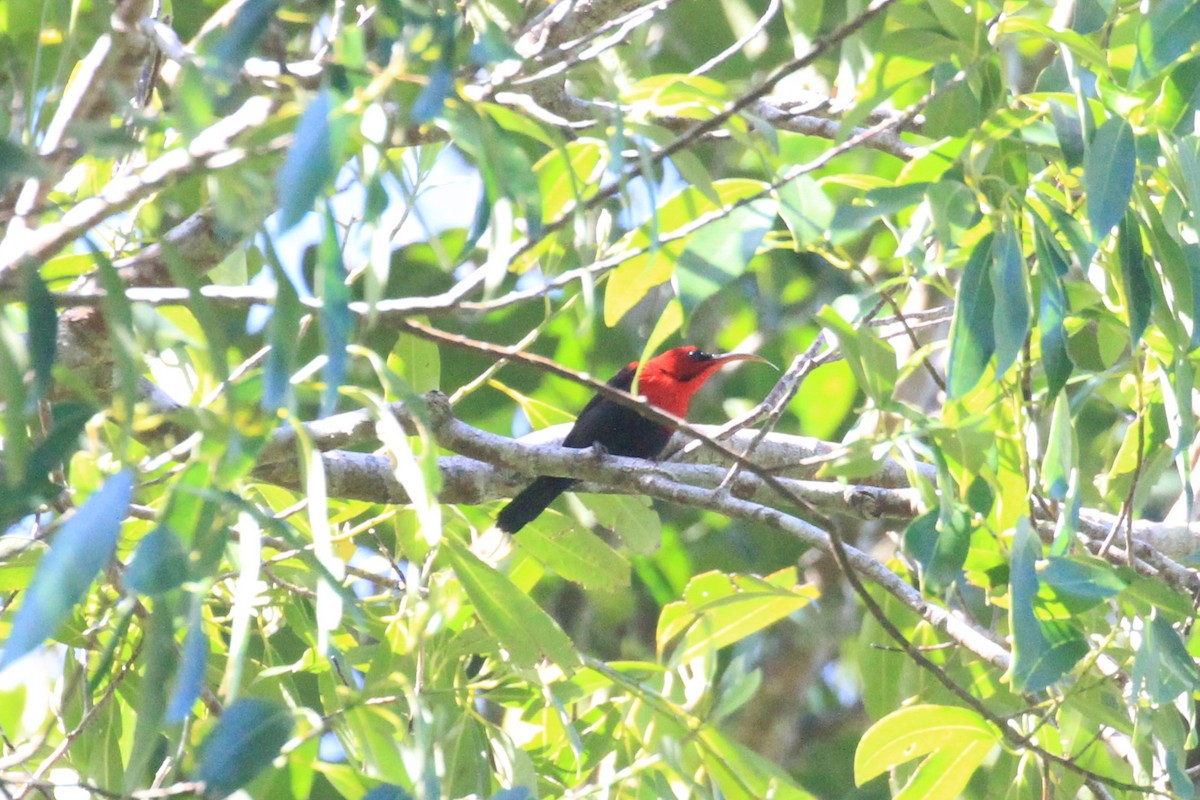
[{"x1": 688, "y1": 349, "x2": 714, "y2": 362}]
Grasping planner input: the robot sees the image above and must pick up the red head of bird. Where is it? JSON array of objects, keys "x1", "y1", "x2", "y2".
[{"x1": 633, "y1": 345, "x2": 771, "y2": 418}]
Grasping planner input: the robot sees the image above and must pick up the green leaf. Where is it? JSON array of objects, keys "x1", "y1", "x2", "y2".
[
  {"x1": 210, "y1": 0, "x2": 281, "y2": 71},
  {"x1": 585, "y1": 494, "x2": 662, "y2": 555},
  {"x1": 698, "y1": 726, "x2": 817, "y2": 800},
  {"x1": 534, "y1": 139, "x2": 607, "y2": 224},
  {"x1": 25, "y1": 269, "x2": 56, "y2": 401},
  {"x1": 1118, "y1": 212, "x2": 1154, "y2": 344},
  {"x1": 0, "y1": 537, "x2": 47, "y2": 593},
  {"x1": 0, "y1": 470, "x2": 133, "y2": 672},
  {"x1": 277, "y1": 89, "x2": 335, "y2": 232},
  {"x1": 125, "y1": 526, "x2": 189, "y2": 595},
  {"x1": 1040, "y1": 392, "x2": 1075, "y2": 500},
  {"x1": 0, "y1": 139, "x2": 41, "y2": 193},
  {"x1": 604, "y1": 179, "x2": 768, "y2": 325},
  {"x1": 922, "y1": 63, "x2": 981, "y2": 138},
  {"x1": 1049, "y1": 100, "x2": 1085, "y2": 169},
  {"x1": 24, "y1": 403, "x2": 93, "y2": 489},
  {"x1": 657, "y1": 569, "x2": 818, "y2": 665},
  {"x1": 126, "y1": 601, "x2": 177, "y2": 791},
  {"x1": 776, "y1": 176, "x2": 834, "y2": 248},
  {"x1": 1137, "y1": 0, "x2": 1200, "y2": 72},
  {"x1": 1040, "y1": 556, "x2": 1128, "y2": 599},
  {"x1": 947, "y1": 234, "x2": 996, "y2": 397},
  {"x1": 1131, "y1": 612, "x2": 1200, "y2": 704},
  {"x1": 1008, "y1": 518, "x2": 1089, "y2": 692},
  {"x1": 927, "y1": 179, "x2": 979, "y2": 247},
  {"x1": 262, "y1": 245, "x2": 302, "y2": 412},
  {"x1": 193, "y1": 698, "x2": 295, "y2": 798},
  {"x1": 829, "y1": 183, "x2": 930, "y2": 234},
  {"x1": 1034, "y1": 227, "x2": 1073, "y2": 396},
  {"x1": 903, "y1": 502, "x2": 968, "y2": 592},
  {"x1": 388, "y1": 329, "x2": 441, "y2": 396},
  {"x1": 166, "y1": 605, "x2": 208, "y2": 722},
  {"x1": 518, "y1": 523, "x2": 631, "y2": 590},
  {"x1": 854, "y1": 705, "x2": 1000, "y2": 799},
  {"x1": 815, "y1": 307, "x2": 898, "y2": 407},
  {"x1": 444, "y1": 538, "x2": 579, "y2": 669},
  {"x1": 991, "y1": 220, "x2": 1030, "y2": 380},
  {"x1": 318, "y1": 212, "x2": 351, "y2": 417},
  {"x1": 1085, "y1": 118, "x2": 1136, "y2": 241},
  {"x1": 676, "y1": 198, "x2": 777, "y2": 316}
]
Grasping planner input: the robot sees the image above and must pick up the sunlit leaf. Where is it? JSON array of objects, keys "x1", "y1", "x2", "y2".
[
  {"x1": 518, "y1": 523, "x2": 630, "y2": 590},
  {"x1": 658, "y1": 569, "x2": 818, "y2": 665},
  {"x1": 444, "y1": 538, "x2": 579, "y2": 669},
  {"x1": 816, "y1": 307, "x2": 898, "y2": 407},
  {"x1": 855, "y1": 705, "x2": 1000, "y2": 800}
]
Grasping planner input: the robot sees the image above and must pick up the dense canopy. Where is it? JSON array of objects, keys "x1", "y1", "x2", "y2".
[{"x1": 1, "y1": 0, "x2": 1200, "y2": 798}]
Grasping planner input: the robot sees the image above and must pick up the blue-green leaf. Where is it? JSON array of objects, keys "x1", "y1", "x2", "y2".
[
  {"x1": 1035, "y1": 225, "x2": 1073, "y2": 396},
  {"x1": 0, "y1": 139, "x2": 41, "y2": 193},
  {"x1": 1118, "y1": 212, "x2": 1155, "y2": 343},
  {"x1": 318, "y1": 212, "x2": 351, "y2": 417},
  {"x1": 991, "y1": 220, "x2": 1031, "y2": 380},
  {"x1": 1137, "y1": 0, "x2": 1200, "y2": 72},
  {"x1": 1009, "y1": 517, "x2": 1089, "y2": 692},
  {"x1": 677, "y1": 198, "x2": 776, "y2": 316},
  {"x1": 444, "y1": 539, "x2": 579, "y2": 669},
  {"x1": 166, "y1": 607, "x2": 209, "y2": 722},
  {"x1": 947, "y1": 234, "x2": 996, "y2": 397},
  {"x1": 1040, "y1": 392, "x2": 1075, "y2": 501},
  {"x1": 1132, "y1": 612, "x2": 1200, "y2": 704},
  {"x1": 1085, "y1": 118, "x2": 1136, "y2": 241},
  {"x1": 125, "y1": 526, "x2": 189, "y2": 595},
  {"x1": 0, "y1": 470, "x2": 133, "y2": 671},
  {"x1": 1049, "y1": 100, "x2": 1085, "y2": 168},
  {"x1": 211, "y1": 0, "x2": 281, "y2": 71},
  {"x1": 25, "y1": 269, "x2": 56, "y2": 401},
  {"x1": 1040, "y1": 556, "x2": 1128, "y2": 599},
  {"x1": 776, "y1": 176, "x2": 834, "y2": 248},
  {"x1": 261, "y1": 244, "x2": 302, "y2": 412},
  {"x1": 193, "y1": 699, "x2": 294, "y2": 798},
  {"x1": 24, "y1": 403, "x2": 92, "y2": 490},
  {"x1": 277, "y1": 89, "x2": 335, "y2": 232}
]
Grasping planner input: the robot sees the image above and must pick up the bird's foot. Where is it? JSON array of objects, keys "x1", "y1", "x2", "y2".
[{"x1": 588, "y1": 441, "x2": 609, "y2": 461}]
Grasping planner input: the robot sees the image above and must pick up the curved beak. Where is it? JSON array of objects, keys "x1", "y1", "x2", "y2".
[{"x1": 712, "y1": 352, "x2": 778, "y2": 370}]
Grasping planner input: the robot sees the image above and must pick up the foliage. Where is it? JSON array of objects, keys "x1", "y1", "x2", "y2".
[{"x1": 0, "y1": 0, "x2": 1199, "y2": 798}]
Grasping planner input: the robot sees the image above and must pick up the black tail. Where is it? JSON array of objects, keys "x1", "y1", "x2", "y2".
[{"x1": 496, "y1": 476, "x2": 577, "y2": 533}]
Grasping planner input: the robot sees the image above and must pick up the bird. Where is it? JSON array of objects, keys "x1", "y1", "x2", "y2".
[{"x1": 495, "y1": 345, "x2": 771, "y2": 534}]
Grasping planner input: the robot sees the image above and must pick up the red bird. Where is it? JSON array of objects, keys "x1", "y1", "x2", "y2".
[{"x1": 496, "y1": 345, "x2": 770, "y2": 533}]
